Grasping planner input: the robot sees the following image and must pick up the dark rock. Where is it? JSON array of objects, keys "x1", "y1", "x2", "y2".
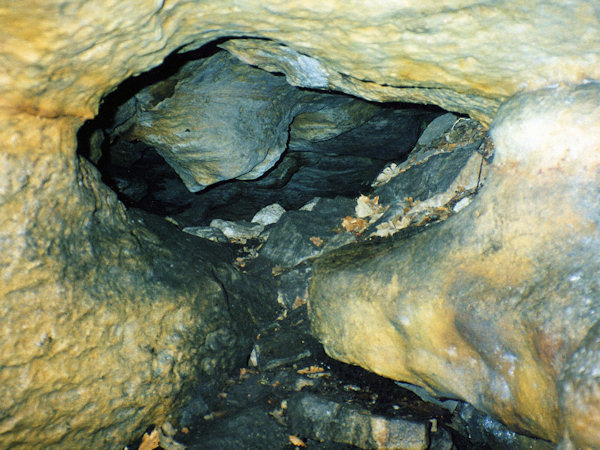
[
  {"x1": 448, "y1": 402, "x2": 554, "y2": 450},
  {"x1": 184, "y1": 406, "x2": 288, "y2": 449},
  {"x1": 416, "y1": 113, "x2": 458, "y2": 147},
  {"x1": 287, "y1": 392, "x2": 430, "y2": 449},
  {"x1": 258, "y1": 197, "x2": 355, "y2": 268}
]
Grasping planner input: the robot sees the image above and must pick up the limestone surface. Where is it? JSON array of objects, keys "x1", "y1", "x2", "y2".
[
  {"x1": 309, "y1": 83, "x2": 600, "y2": 446},
  {"x1": 1, "y1": 0, "x2": 599, "y2": 447},
  {"x1": 0, "y1": 113, "x2": 260, "y2": 447}
]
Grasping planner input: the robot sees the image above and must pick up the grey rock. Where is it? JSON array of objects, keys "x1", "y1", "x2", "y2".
[
  {"x1": 417, "y1": 113, "x2": 458, "y2": 147},
  {"x1": 182, "y1": 226, "x2": 229, "y2": 243},
  {"x1": 258, "y1": 197, "x2": 355, "y2": 268},
  {"x1": 287, "y1": 392, "x2": 430, "y2": 449},
  {"x1": 251, "y1": 203, "x2": 286, "y2": 226},
  {"x1": 209, "y1": 218, "x2": 264, "y2": 241}
]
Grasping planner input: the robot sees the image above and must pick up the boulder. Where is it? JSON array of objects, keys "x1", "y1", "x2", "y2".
[
  {"x1": 0, "y1": 115, "x2": 258, "y2": 447},
  {"x1": 309, "y1": 83, "x2": 600, "y2": 445}
]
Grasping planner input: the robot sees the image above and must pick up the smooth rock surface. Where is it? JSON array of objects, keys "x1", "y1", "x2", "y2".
[{"x1": 309, "y1": 83, "x2": 600, "y2": 445}]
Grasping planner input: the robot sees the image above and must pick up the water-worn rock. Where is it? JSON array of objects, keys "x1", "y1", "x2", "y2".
[{"x1": 309, "y1": 83, "x2": 600, "y2": 445}]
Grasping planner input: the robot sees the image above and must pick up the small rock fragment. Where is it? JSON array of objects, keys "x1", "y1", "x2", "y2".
[
  {"x1": 288, "y1": 393, "x2": 429, "y2": 450},
  {"x1": 209, "y1": 218, "x2": 264, "y2": 240},
  {"x1": 182, "y1": 226, "x2": 229, "y2": 243},
  {"x1": 252, "y1": 203, "x2": 286, "y2": 226}
]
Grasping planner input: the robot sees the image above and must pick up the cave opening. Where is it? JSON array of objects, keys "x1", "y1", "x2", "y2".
[
  {"x1": 74, "y1": 40, "x2": 511, "y2": 449},
  {"x1": 77, "y1": 40, "x2": 446, "y2": 227}
]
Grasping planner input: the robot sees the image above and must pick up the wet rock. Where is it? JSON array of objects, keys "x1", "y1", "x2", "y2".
[
  {"x1": 0, "y1": 136, "x2": 257, "y2": 448},
  {"x1": 249, "y1": 307, "x2": 322, "y2": 371},
  {"x1": 185, "y1": 406, "x2": 289, "y2": 450},
  {"x1": 273, "y1": 263, "x2": 313, "y2": 310},
  {"x1": 448, "y1": 402, "x2": 554, "y2": 450},
  {"x1": 309, "y1": 83, "x2": 600, "y2": 445},
  {"x1": 287, "y1": 392, "x2": 430, "y2": 449}
]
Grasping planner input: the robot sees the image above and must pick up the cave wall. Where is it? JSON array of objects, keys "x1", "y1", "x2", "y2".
[{"x1": 1, "y1": 1, "x2": 599, "y2": 448}]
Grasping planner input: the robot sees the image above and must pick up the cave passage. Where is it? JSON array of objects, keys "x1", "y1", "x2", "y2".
[
  {"x1": 77, "y1": 42, "x2": 445, "y2": 227},
  {"x1": 74, "y1": 43, "x2": 513, "y2": 449}
]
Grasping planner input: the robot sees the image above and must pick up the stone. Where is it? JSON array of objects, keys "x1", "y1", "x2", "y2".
[
  {"x1": 416, "y1": 113, "x2": 458, "y2": 147},
  {"x1": 0, "y1": 134, "x2": 256, "y2": 448},
  {"x1": 110, "y1": 51, "x2": 309, "y2": 192},
  {"x1": 182, "y1": 226, "x2": 229, "y2": 243},
  {"x1": 448, "y1": 402, "x2": 554, "y2": 450},
  {"x1": 258, "y1": 197, "x2": 356, "y2": 268},
  {"x1": 251, "y1": 203, "x2": 286, "y2": 227},
  {"x1": 308, "y1": 83, "x2": 600, "y2": 445},
  {"x1": 287, "y1": 392, "x2": 430, "y2": 449},
  {"x1": 209, "y1": 218, "x2": 264, "y2": 242}
]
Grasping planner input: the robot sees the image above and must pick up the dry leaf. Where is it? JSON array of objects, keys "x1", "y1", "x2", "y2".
[
  {"x1": 355, "y1": 194, "x2": 382, "y2": 218},
  {"x1": 272, "y1": 265, "x2": 285, "y2": 276},
  {"x1": 138, "y1": 429, "x2": 159, "y2": 450},
  {"x1": 341, "y1": 216, "x2": 368, "y2": 233},
  {"x1": 239, "y1": 367, "x2": 258, "y2": 380},
  {"x1": 292, "y1": 296, "x2": 306, "y2": 309},
  {"x1": 289, "y1": 435, "x2": 307, "y2": 447},
  {"x1": 309, "y1": 236, "x2": 324, "y2": 247},
  {"x1": 297, "y1": 365, "x2": 325, "y2": 374}
]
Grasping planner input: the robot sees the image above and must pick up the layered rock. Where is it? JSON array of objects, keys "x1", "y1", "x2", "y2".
[{"x1": 309, "y1": 83, "x2": 600, "y2": 446}]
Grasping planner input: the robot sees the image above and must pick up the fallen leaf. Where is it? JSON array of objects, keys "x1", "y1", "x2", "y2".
[
  {"x1": 292, "y1": 296, "x2": 306, "y2": 309},
  {"x1": 309, "y1": 236, "x2": 324, "y2": 247},
  {"x1": 203, "y1": 410, "x2": 227, "y2": 421},
  {"x1": 297, "y1": 365, "x2": 325, "y2": 374},
  {"x1": 138, "y1": 429, "x2": 159, "y2": 450},
  {"x1": 239, "y1": 367, "x2": 258, "y2": 380},
  {"x1": 341, "y1": 216, "x2": 368, "y2": 234},
  {"x1": 272, "y1": 265, "x2": 285, "y2": 276},
  {"x1": 289, "y1": 435, "x2": 307, "y2": 447}
]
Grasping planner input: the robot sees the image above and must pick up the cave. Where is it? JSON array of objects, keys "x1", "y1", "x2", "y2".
[{"x1": 1, "y1": 2, "x2": 600, "y2": 449}]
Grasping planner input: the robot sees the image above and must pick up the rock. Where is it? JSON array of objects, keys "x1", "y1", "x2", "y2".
[
  {"x1": 287, "y1": 392, "x2": 430, "y2": 449},
  {"x1": 289, "y1": 96, "x2": 434, "y2": 160},
  {"x1": 258, "y1": 197, "x2": 356, "y2": 268},
  {"x1": 309, "y1": 83, "x2": 600, "y2": 445},
  {"x1": 251, "y1": 203, "x2": 286, "y2": 226},
  {"x1": 2, "y1": 1, "x2": 599, "y2": 447},
  {"x1": 110, "y1": 51, "x2": 309, "y2": 192},
  {"x1": 416, "y1": 113, "x2": 458, "y2": 147},
  {"x1": 0, "y1": 138, "x2": 257, "y2": 448},
  {"x1": 182, "y1": 226, "x2": 229, "y2": 243},
  {"x1": 367, "y1": 118, "x2": 490, "y2": 238},
  {"x1": 448, "y1": 402, "x2": 554, "y2": 449},
  {"x1": 209, "y1": 218, "x2": 264, "y2": 242}
]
